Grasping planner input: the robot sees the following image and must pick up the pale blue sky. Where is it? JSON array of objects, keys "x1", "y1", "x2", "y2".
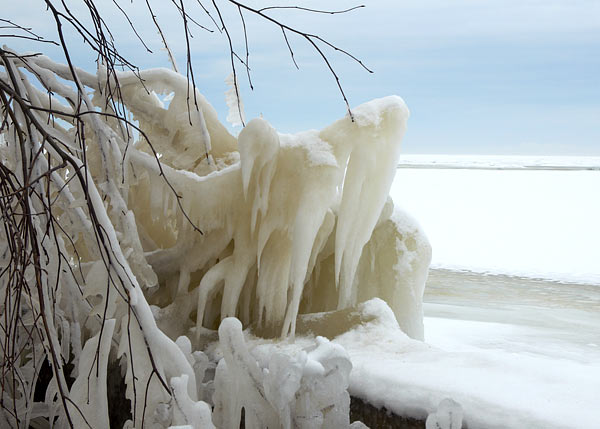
[{"x1": 4, "y1": 0, "x2": 599, "y2": 154}]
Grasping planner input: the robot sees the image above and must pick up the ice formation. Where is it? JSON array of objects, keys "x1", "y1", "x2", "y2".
[
  {"x1": 127, "y1": 82, "x2": 431, "y2": 339},
  {"x1": 426, "y1": 398, "x2": 464, "y2": 429},
  {"x1": 0, "y1": 50, "x2": 431, "y2": 427},
  {"x1": 225, "y1": 73, "x2": 246, "y2": 127},
  {"x1": 213, "y1": 318, "x2": 351, "y2": 428}
]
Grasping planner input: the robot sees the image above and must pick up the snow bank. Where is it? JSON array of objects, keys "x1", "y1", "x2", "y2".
[{"x1": 209, "y1": 296, "x2": 599, "y2": 429}]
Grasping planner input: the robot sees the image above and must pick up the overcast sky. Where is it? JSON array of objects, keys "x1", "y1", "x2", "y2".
[{"x1": 4, "y1": 0, "x2": 600, "y2": 155}]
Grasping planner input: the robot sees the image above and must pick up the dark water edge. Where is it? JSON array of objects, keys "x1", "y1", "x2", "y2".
[{"x1": 350, "y1": 396, "x2": 425, "y2": 429}]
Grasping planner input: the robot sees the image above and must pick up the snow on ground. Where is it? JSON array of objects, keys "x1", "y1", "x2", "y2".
[
  {"x1": 390, "y1": 158, "x2": 600, "y2": 284},
  {"x1": 330, "y1": 280, "x2": 600, "y2": 429},
  {"x1": 341, "y1": 318, "x2": 600, "y2": 429}
]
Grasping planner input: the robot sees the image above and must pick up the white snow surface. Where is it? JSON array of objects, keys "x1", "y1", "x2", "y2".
[
  {"x1": 390, "y1": 159, "x2": 600, "y2": 284},
  {"x1": 324, "y1": 298, "x2": 600, "y2": 429}
]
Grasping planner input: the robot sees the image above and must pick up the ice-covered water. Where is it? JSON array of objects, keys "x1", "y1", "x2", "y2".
[
  {"x1": 390, "y1": 159, "x2": 600, "y2": 359},
  {"x1": 424, "y1": 268, "x2": 600, "y2": 361},
  {"x1": 390, "y1": 161, "x2": 600, "y2": 284}
]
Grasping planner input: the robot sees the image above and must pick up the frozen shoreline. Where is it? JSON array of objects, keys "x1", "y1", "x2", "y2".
[
  {"x1": 424, "y1": 268, "x2": 600, "y2": 357},
  {"x1": 339, "y1": 269, "x2": 600, "y2": 429}
]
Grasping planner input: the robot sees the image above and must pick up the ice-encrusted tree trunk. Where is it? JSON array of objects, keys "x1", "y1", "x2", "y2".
[{"x1": 0, "y1": 2, "x2": 431, "y2": 428}]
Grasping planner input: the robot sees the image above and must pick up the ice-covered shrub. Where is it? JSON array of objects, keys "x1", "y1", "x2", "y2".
[{"x1": 0, "y1": 49, "x2": 429, "y2": 427}]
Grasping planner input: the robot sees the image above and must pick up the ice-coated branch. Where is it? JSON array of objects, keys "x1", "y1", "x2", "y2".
[
  {"x1": 258, "y1": 5, "x2": 365, "y2": 14},
  {"x1": 0, "y1": 48, "x2": 208, "y2": 427},
  {"x1": 214, "y1": 0, "x2": 373, "y2": 121}
]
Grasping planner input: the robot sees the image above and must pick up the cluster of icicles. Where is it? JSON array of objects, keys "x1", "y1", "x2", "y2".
[{"x1": 0, "y1": 50, "x2": 430, "y2": 428}]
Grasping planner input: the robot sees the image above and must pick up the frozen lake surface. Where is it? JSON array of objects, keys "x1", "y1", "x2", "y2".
[{"x1": 390, "y1": 160, "x2": 600, "y2": 284}]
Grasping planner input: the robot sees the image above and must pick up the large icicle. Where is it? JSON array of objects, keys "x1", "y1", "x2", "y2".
[{"x1": 321, "y1": 97, "x2": 410, "y2": 309}]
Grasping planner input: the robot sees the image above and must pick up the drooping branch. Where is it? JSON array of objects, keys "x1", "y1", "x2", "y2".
[{"x1": 214, "y1": 0, "x2": 373, "y2": 121}]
